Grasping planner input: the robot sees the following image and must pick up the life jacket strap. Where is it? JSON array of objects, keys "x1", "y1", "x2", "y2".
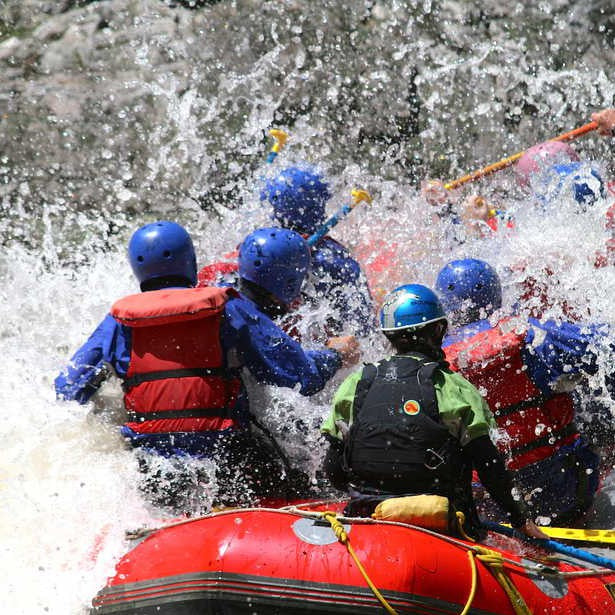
[
  {"x1": 127, "y1": 407, "x2": 234, "y2": 422},
  {"x1": 509, "y1": 423, "x2": 577, "y2": 457},
  {"x1": 493, "y1": 393, "x2": 547, "y2": 418},
  {"x1": 122, "y1": 367, "x2": 239, "y2": 391}
]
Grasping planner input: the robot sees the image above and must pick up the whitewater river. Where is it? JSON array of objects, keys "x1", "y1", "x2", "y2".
[
  {"x1": 4, "y1": 168, "x2": 615, "y2": 613},
  {"x1": 3, "y1": 1, "x2": 615, "y2": 613}
]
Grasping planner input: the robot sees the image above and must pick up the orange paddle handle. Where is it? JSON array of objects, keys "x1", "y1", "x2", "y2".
[{"x1": 444, "y1": 121, "x2": 598, "y2": 191}]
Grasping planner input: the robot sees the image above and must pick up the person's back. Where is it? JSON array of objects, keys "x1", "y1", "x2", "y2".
[
  {"x1": 110, "y1": 285, "x2": 244, "y2": 450},
  {"x1": 321, "y1": 284, "x2": 545, "y2": 539},
  {"x1": 437, "y1": 258, "x2": 601, "y2": 524},
  {"x1": 56, "y1": 222, "x2": 245, "y2": 454},
  {"x1": 341, "y1": 354, "x2": 470, "y2": 512},
  {"x1": 56, "y1": 222, "x2": 358, "y2": 512}
]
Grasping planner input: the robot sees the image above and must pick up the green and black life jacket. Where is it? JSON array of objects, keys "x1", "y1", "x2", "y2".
[{"x1": 343, "y1": 354, "x2": 465, "y2": 499}]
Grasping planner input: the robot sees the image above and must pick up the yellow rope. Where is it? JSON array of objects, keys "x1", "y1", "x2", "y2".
[
  {"x1": 475, "y1": 547, "x2": 533, "y2": 615},
  {"x1": 460, "y1": 551, "x2": 478, "y2": 615},
  {"x1": 322, "y1": 509, "x2": 528, "y2": 615},
  {"x1": 456, "y1": 511, "x2": 476, "y2": 543},
  {"x1": 321, "y1": 511, "x2": 399, "y2": 615}
]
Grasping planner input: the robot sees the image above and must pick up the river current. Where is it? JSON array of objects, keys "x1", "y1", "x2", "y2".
[{"x1": 2, "y1": 1, "x2": 615, "y2": 612}]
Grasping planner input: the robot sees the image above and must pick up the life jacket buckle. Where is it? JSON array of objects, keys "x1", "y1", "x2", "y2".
[{"x1": 424, "y1": 448, "x2": 445, "y2": 470}]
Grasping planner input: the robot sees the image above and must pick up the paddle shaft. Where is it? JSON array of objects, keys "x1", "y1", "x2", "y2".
[
  {"x1": 307, "y1": 204, "x2": 355, "y2": 247},
  {"x1": 483, "y1": 521, "x2": 615, "y2": 571},
  {"x1": 444, "y1": 121, "x2": 598, "y2": 191},
  {"x1": 307, "y1": 189, "x2": 372, "y2": 247}
]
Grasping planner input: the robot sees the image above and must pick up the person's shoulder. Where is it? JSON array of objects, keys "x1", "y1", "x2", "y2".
[
  {"x1": 438, "y1": 362, "x2": 455, "y2": 376},
  {"x1": 319, "y1": 236, "x2": 347, "y2": 249},
  {"x1": 223, "y1": 292, "x2": 268, "y2": 322},
  {"x1": 438, "y1": 366, "x2": 479, "y2": 391},
  {"x1": 314, "y1": 236, "x2": 354, "y2": 258},
  {"x1": 337, "y1": 363, "x2": 371, "y2": 389},
  {"x1": 437, "y1": 364, "x2": 461, "y2": 381},
  {"x1": 100, "y1": 311, "x2": 123, "y2": 330}
]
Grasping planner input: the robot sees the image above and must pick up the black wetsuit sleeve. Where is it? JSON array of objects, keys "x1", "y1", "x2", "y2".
[
  {"x1": 464, "y1": 435, "x2": 529, "y2": 528},
  {"x1": 322, "y1": 435, "x2": 348, "y2": 492}
]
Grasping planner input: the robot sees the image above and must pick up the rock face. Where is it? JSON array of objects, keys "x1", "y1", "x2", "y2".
[{"x1": 1, "y1": 0, "x2": 614, "y2": 251}]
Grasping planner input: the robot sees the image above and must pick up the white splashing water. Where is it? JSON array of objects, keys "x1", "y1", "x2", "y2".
[
  {"x1": 5, "y1": 53, "x2": 615, "y2": 615},
  {"x1": 5, "y1": 165, "x2": 615, "y2": 612}
]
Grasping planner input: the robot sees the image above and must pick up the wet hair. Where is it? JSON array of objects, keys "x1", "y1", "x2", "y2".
[
  {"x1": 140, "y1": 275, "x2": 193, "y2": 292},
  {"x1": 384, "y1": 320, "x2": 447, "y2": 357},
  {"x1": 239, "y1": 278, "x2": 289, "y2": 318}
]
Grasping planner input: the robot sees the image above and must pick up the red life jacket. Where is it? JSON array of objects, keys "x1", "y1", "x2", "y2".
[
  {"x1": 444, "y1": 318, "x2": 578, "y2": 472},
  {"x1": 110, "y1": 286, "x2": 242, "y2": 436},
  {"x1": 197, "y1": 250, "x2": 239, "y2": 287}
]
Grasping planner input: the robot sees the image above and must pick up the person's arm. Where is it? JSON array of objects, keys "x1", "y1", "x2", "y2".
[
  {"x1": 591, "y1": 109, "x2": 615, "y2": 136},
  {"x1": 464, "y1": 435, "x2": 527, "y2": 526},
  {"x1": 320, "y1": 369, "x2": 364, "y2": 489},
  {"x1": 465, "y1": 436, "x2": 548, "y2": 539},
  {"x1": 321, "y1": 369, "x2": 363, "y2": 439},
  {"x1": 436, "y1": 369, "x2": 549, "y2": 539},
  {"x1": 435, "y1": 369, "x2": 494, "y2": 446},
  {"x1": 54, "y1": 314, "x2": 130, "y2": 404},
  {"x1": 223, "y1": 296, "x2": 344, "y2": 396},
  {"x1": 522, "y1": 318, "x2": 609, "y2": 394},
  {"x1": 420, "y1": 179, "x2": 453, "y2": 208}
]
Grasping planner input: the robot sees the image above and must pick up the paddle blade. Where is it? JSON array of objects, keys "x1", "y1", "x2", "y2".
[{"x1": 502, "y1": 523, "x2": 615, "y2": 545}]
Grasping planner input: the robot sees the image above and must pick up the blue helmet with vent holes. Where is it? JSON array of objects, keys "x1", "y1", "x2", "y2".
[
  {"x1": 261, "y1": 166, "x2": 331, "y2": 234},
  {"x1": 238, "y1": 227, "x2": 311, "y2": 305},
  {"x1": 436, "y1": 259, "x2": 501, "y2": 321},
  {"x1": 128, "y1": 221, "x2": 197, "y2": 288}
]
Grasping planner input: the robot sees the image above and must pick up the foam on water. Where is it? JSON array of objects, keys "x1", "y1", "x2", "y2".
[
  {"x1": 4, "y1": 5, "x2": 615, "y2": 610},
  {"x1": 4, "y1": 158, "x2": 615, "y2": 613},
  {"x1": 0, "y1": 247, "x2": 148, "y2": 613}
]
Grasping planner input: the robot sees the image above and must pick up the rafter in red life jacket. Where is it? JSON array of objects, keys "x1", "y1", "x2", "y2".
[
  {"x1": 111, "y1": 286, "x2": 243, "y2": 436},
  {"x1": 444, "y1": 317, "x2": 578, "y2": 472}
]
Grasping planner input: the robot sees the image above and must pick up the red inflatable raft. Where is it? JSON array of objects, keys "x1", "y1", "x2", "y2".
[{"x1": 91, "y1": 500, "x2": 615, "y2": 614}]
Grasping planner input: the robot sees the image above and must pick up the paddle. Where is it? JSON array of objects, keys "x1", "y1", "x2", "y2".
[
  {"x1": 483, "y1": 520, "x2": 615, "y2": 571},
  {"x1": 266, "y1": 129, "x2": 289, "y2": 164},
  {"x1": 444, "y1": 121, "x2": 599, "y2": 191},
  {"x1": 306, "y1": 189, "x2": 373, "y2": 247},
  {"x1": 499, "y1": 523, "x2": 615, "y2": 546}
]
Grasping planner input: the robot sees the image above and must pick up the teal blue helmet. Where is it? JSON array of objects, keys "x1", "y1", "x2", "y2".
[{"x1": 380, "y1": 284, "x2": 446, "y2": 332}]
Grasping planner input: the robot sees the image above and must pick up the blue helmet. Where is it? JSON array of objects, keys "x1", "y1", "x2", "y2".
[
  {"x1": 128, "y1": 221, "x2": 197, "y2": 288},
  {"x1": 549, "y1": 162, "x2": 606, "y2": 208},
  {"x1": 436, "y1": 259, "x2": 502, "y2": 320},
  {"x1": 260, "y1": 166, "x2": 331, "y2": 234},
  {"x1": 238, "y1": 227, "x2": 311, "y2": 305},
  {"x1": 380, "y1": 284, "x2": 446, "y2": 332}
]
